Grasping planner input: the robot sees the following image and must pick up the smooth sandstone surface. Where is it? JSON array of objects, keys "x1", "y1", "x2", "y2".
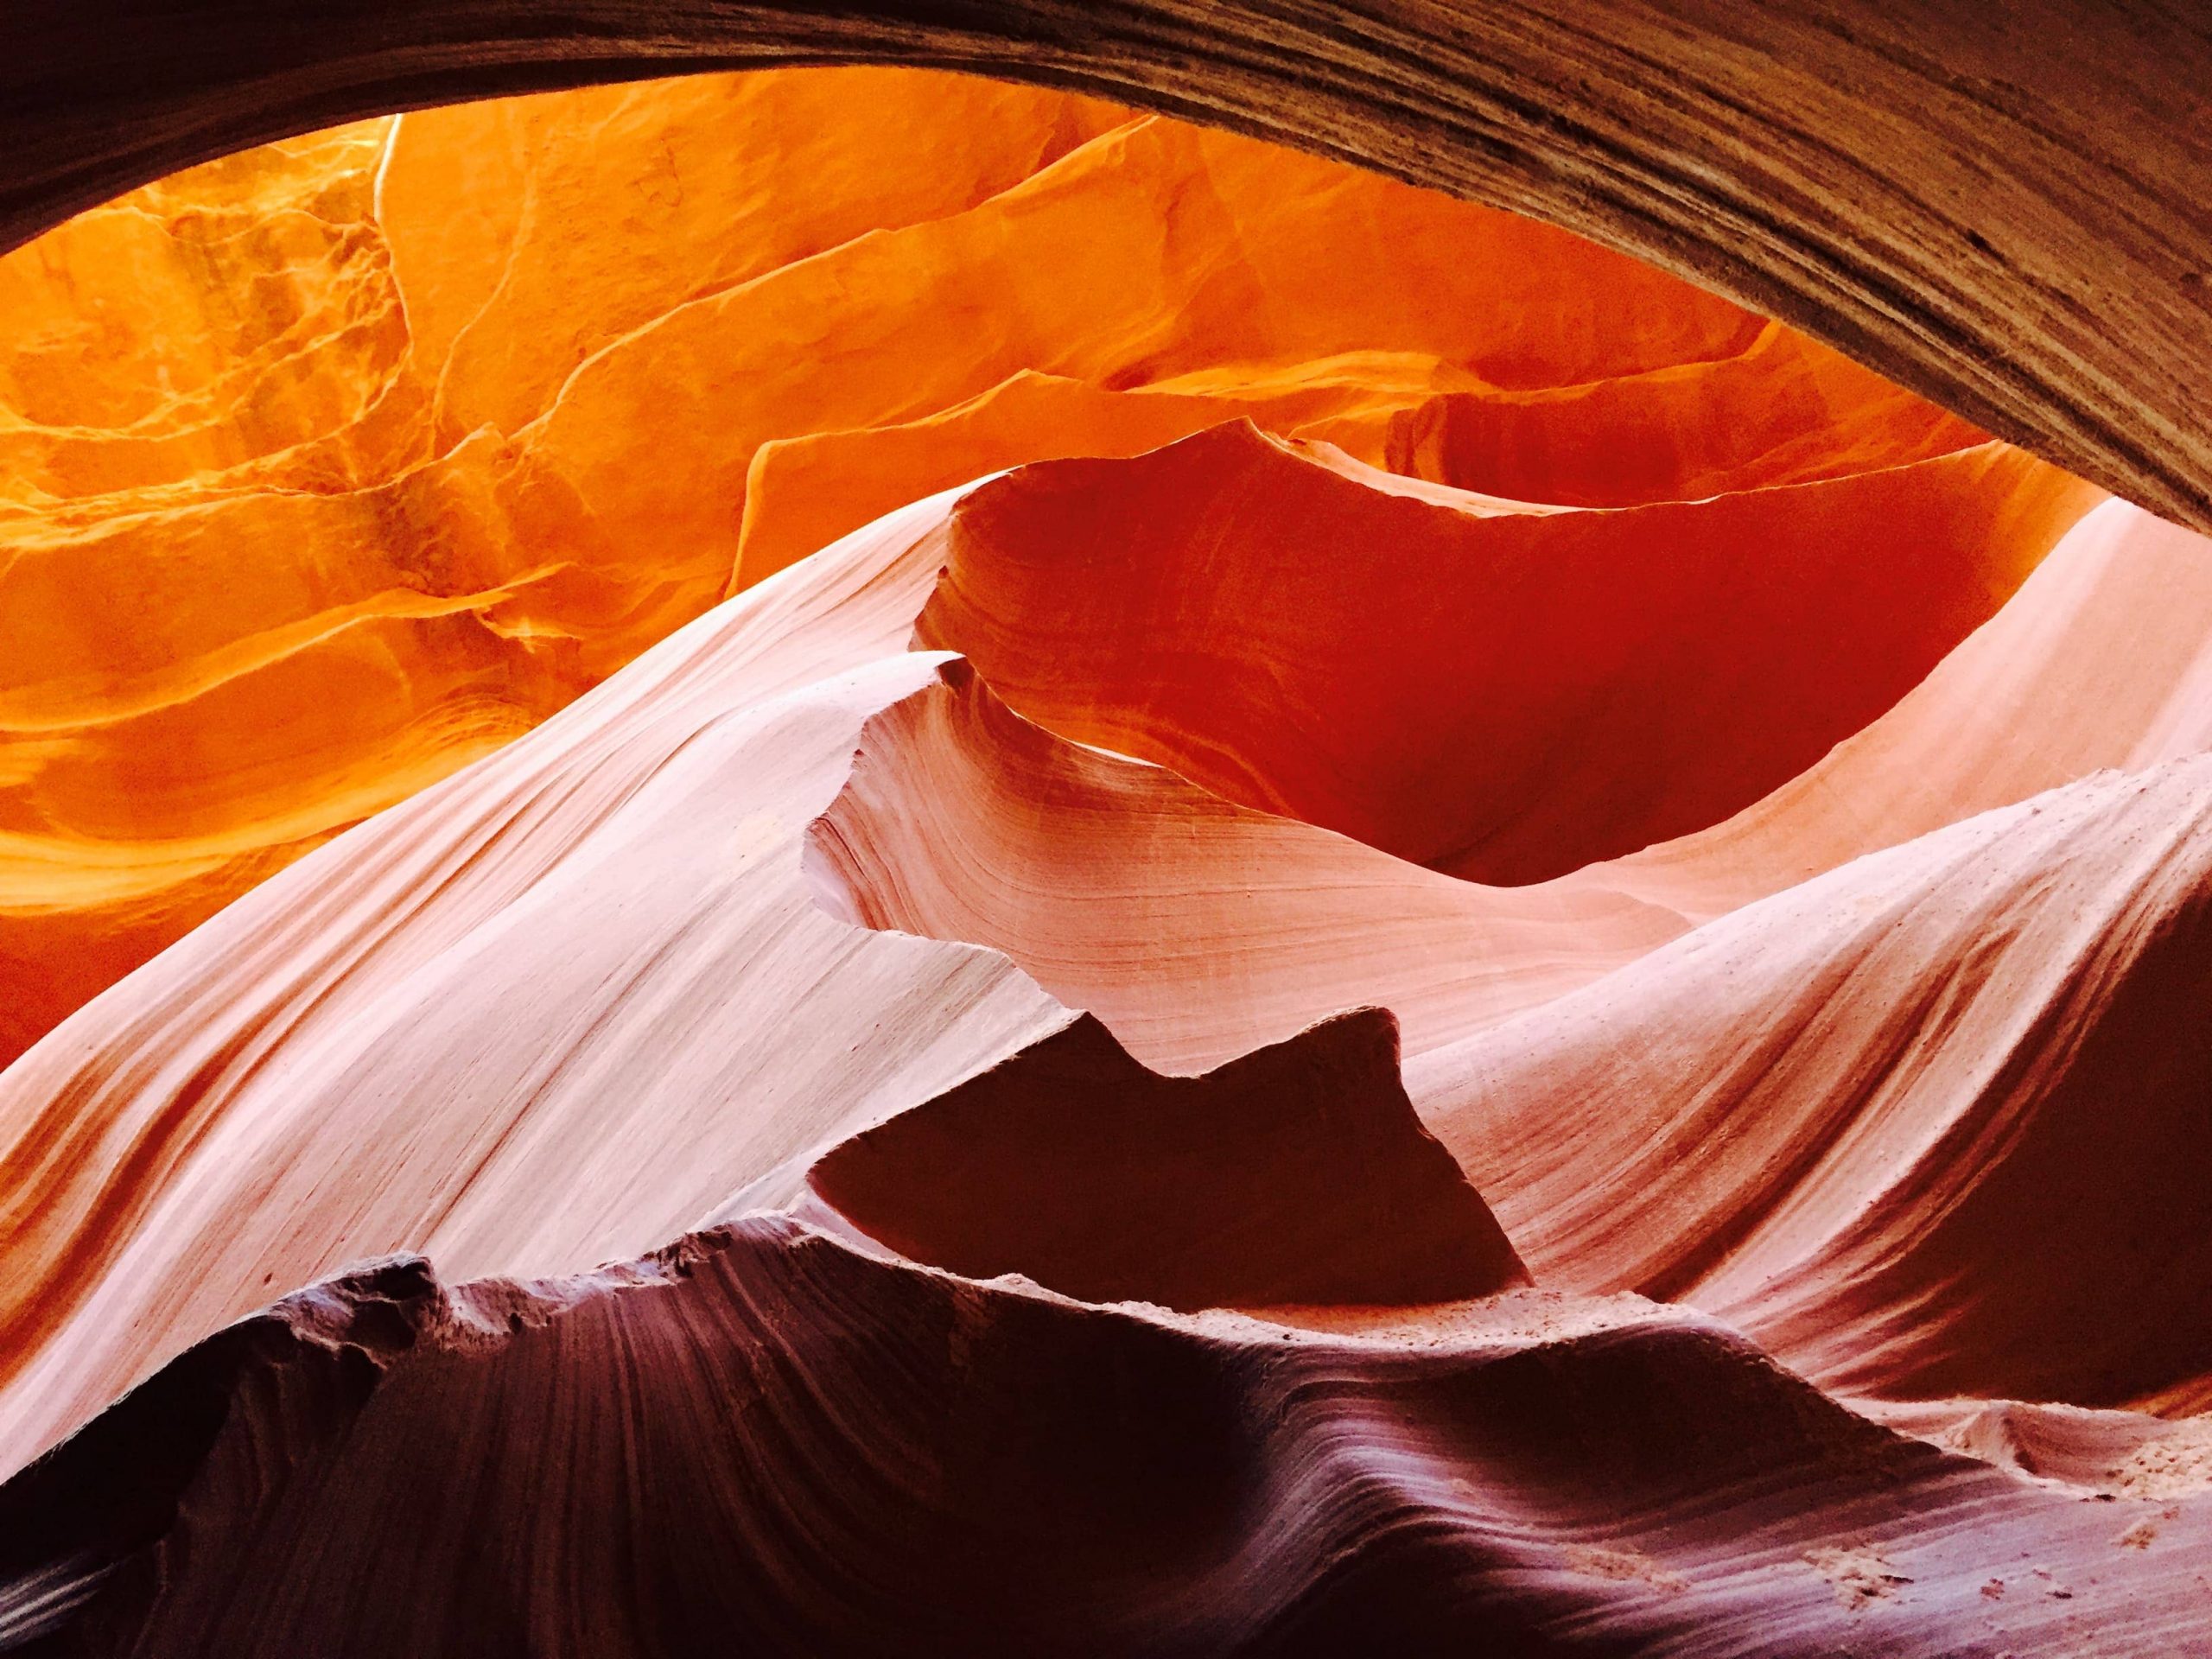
[
  {"x1": 809, "y1": 658, "x2": 1685, "y2": 1073},
  {"x1": 1419, "y1": 755, "x2": 2212, "y2": 1411},
  {"x1": 0, "y1": 493, "x2": 1070, "y2": 1474},
  {"x1": 10, "y1": 62, "x2": 2212, "y2": 1659},
  {"x1": 8, "y1": 439, "x2": 2212, "y2": 1653},
  {"x1": 18, "y1": 1219, "x2": 2212, "y2": 1656},
  {"x1": 831, "y1": 490, "x2": 2212, "y2": 1071},
  {"x1": 0, "y1": 67, "x2": 1838, "y2": 1070}
]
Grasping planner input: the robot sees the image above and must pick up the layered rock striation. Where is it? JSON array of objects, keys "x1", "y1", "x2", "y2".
[
  {"x1": 6, "y1": 62, "x2": 2212, "y2": 1659},
  {"x1": 7, "y1": 3, "x2": 2212, "y2": 535},
  {"x1": 0, "y1": 68, "x2": 1818, "y2": 1068}
]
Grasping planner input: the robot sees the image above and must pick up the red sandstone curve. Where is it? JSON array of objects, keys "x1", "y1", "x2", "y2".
[
  {"x1": 801, "y1": 491, "x2": 2212, "y2": 1412},
  {"x1": 804, "y1": 660, "x2": 1681, "y2": 1073},
  {"x1": 1301, "y1": 317, "x2": 1988, "y2": 508},
  {"x1": 1, "y1": 92, "x2": 1796, "y2": 1075},
  {"x1": 919, "y1": 422, "x2": 2100, "y2": 886},
  {"x1": 6, "y1": 5, "x2": 2211, "y2": 537},
  {"x1": 1, "y1": 442, "x2": 2202, "y2": 1649},
  {"x1": 1592, "y1": 497, "x2": 2212, "y2": 925},
  {"x1": 7, "y1": 1214, "x2": 2210, "y2": 1656},
  {"x1": 802, "y1": 1007, "x2": 1528, "y2": 1310},
  {"x1": 842, "y1": 493, "x2": 2212, "y2": 982},
  {"x1": 0, "y1": 492, "x2": 1090, "y2": 1478},
  {"x1": 1412, "y1": 753, "x2": 2212, "y2": 1412},
  {"x1": 810, "y1": 499, "x2": 2212, "y2": 1083}
]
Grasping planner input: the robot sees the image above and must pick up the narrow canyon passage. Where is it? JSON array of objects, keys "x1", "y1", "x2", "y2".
[{"x1": 2, "y1": 63, "x2": 2209, "y2": 1658}]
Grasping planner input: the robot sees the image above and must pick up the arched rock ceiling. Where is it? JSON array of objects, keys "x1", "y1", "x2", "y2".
[{"x1": 5, "y1": 3, "x2": 2210, "y2": 531}]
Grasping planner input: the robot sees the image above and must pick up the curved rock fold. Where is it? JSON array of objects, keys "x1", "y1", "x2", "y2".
[
  {"x1": 10, "y1": 1217, "x2": 2212, "y2": 1656},
  {"x1": 6, "y1": 57, "x2": 2212, "y2": 1659}
]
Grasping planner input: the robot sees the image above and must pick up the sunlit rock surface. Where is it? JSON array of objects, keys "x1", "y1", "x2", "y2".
[
  {"x1": 11, "y1": 64, "x2": 2212, "y2": 1659},
  {"x1": 0, "y1": 65, "x2": 1896, "y2": 1069},
  {"x1": 918, "y1": 423, "x2": 2092, "y2": 883}
]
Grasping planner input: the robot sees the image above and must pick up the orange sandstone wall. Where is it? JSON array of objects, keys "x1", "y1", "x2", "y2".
[{"x1": 0, "y1": 66, "x2": 2018, "y2": 1069}]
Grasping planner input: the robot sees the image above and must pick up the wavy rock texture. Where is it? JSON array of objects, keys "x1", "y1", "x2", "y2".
[
  {"x1": 920, "y1": 422, "x2": 2094, "y2": 883},
  {"x1": 807, "y1": 658, "x2": 1687, "y2": 1072},
  {"x1": 0, "y1": 493, "x2": 1080, "y2": 1475},
  {"x1": 1416, "y1": 756, "x2": 2212, "y2": 1410},
  {"x1": 831, "y1": 494, "x2": 2212, "y2": 1068},
  {"x1": 16, "y1": 1217, "x2": 2212, "y2": 1657},
  {"x1": 0, "y1": 66, "x2": 1843, "y2": 1070},
  {"x1": 10, "y1": 58, "x2": 2212, "y2": 1659},
  {"x1": 10, "y1": 459, "x2": 2212, "y2": 1653}
]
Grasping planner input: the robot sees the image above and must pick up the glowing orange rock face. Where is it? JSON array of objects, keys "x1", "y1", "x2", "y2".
[
  {"x1": 0, "y1": 65, "x2": 1878, "y2": 1069},
  {"x1": 24, "y1": 64, "x2": 2212, "y2": 1659},
  {"x1": 1308, "y1": 315, "x2": 1988, "y2": 507},
  {"x1": 0, "y1": 123, "x2": 406, "y2": 504}
]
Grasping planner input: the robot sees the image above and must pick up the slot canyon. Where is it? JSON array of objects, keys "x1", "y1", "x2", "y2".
[{"x1": 3, "y1": 17, "x2": 2212, "y2": 1657}]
